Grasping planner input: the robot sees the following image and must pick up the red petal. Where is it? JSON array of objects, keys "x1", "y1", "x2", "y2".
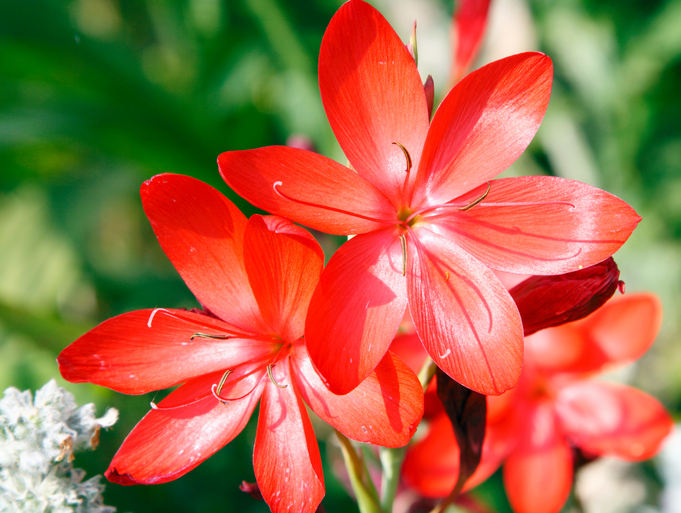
[
  {"x1": 450, "y1": 0, "x2": 492, "y2": 84},
  {"x1": 413, "y1": 53, "x2": 552, "y2": 207},
  {"x1": 555, "y1": 381, "x2": 672, "y2": 461},
  {"x1": 141, "y1": 174, "x2": 266, "y2": 333},
  {"x1": 305, "y1": 228, "x2": 408, "y2": 394},
  {"x1": 431, "y1": 176, "x2": 641, "y2": 274},
  {"x1": 576, "y1": 292, "x2": 662, "y2": 369},
  {"x1": 106, "y1": 373, "x2": 262, "y2": 485},
  {"x1": 407, "y1": 228, "x2": 523, "y2": 395},
  {"x1": 244, "y1": 216, "x2": 324, "y2": 342},
  {"x1": 402, "y1": 410, "x2": 515, "y2": 498},
  {"x1": 503, "y1": 401, "x2": 573, "y2": 513},
  {"x1": 218, "y1": 146, "x2": 395, "y2": 235},
  {"x1": 254, "y1": 361, "x2": 324, "y2": 513},
  {"x1": 292, "y1": 343, "x2": 423, "y2": 448},
  {"x1": 319, "y1": 0, "x2": 430, "y2": 205},
  {"x1": 58, "y1": 309, "x2": 276, "y2": 394},
  {"x1": 526, "y1": 293, "x2": 662, "y2": 374},
  {"x1": 402, "y1": 412, "x2": 459, "y2": 498}
]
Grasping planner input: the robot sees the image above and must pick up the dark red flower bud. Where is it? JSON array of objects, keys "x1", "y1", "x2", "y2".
[
  {"x1": 239, "y1": 481, "x2": 263, "y2": 501},
  {"x1": 436, "y1": 368, "x2": 486, "y2": 499},
  {"x1": 510, "y1": 257, "x2": 624, "y2": 336}
]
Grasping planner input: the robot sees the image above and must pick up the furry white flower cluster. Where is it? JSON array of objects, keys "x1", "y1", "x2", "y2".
[{"x1": 0, "y1": 379, "x2": 118, "y2": 513}]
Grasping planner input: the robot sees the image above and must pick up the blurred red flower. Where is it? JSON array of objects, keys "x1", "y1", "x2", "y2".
[
  {"x1": 402, "y1": 293, "x2": 672, "y2": 513},
  {"x1": 58, "y1": 174, "x2": 423, "y2": 513},
  {"x1": 219, "y1": 0, "x2": 640, "y2": 397}
]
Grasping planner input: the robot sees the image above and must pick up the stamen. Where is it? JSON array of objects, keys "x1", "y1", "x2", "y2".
[
  {"x1": 210, "y1": 384, "x2": 230, "y2": 405},
  {"x1": 216, "y1": 370, "x2": 233, "y2": 396},
  {"x1": 392, "y1": 142, "x2": 412, "y2": 174},
  {"x1": 190, "y1": 333, "x2": 234, "y2": 341},
  {"x1": 445, "y1": 271, "x2": 450, "y2": 281},
  {"x1": 400, "y1": 234, "x2": 407, "y2": 277},
  {"x1": 147, "y1": 308, "x2": 172, "y2": 327},
  {"x1": 272, "y1": 182, "x2": 390, "y2": 225},
  {"x1": 267, "y1": 363, "x2": 287, "y2": 389},
  {"x1": 459, "y1": 182, "x2": 491, "y2": 211}
]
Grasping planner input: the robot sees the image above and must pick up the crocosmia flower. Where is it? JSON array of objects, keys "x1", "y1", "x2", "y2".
[
  {"x1": 402, "y1": 293, "x2": 672, "y2": 513},
  {"x1": 58, "y1": 174, "x2": 424, "y2": 513},
  {"x1": 218, "y1": 0, "x2": 640, "y2": 396}
]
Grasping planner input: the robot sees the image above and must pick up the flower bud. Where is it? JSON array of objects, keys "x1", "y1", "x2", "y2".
[{"x1": 510, "y1": 257, "x2": 624, "y2": 336}]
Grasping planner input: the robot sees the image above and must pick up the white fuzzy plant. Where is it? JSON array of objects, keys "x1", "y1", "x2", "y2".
[{"x1": 0, "y1": 379, "x2": 118, "y2": 513}]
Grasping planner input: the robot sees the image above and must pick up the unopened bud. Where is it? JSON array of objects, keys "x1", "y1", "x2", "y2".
[{"x1": 510, "y1": 257, "x2": 623, "y2": 336}]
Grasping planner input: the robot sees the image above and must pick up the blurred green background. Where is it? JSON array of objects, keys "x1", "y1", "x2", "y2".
[{"x1": 1, "y1": 0, "x2": 680, "y2": 511}]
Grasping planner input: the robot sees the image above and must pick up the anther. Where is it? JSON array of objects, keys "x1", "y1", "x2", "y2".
[
  {"x1": 216, "y1": 370, "x2": 233, "y2": 396},
  {"x1": 459, "y1": 182, "x2": 491, "y2": 211},
  {"x1": 267, "y1": 363, "x2": 287, "y2": 389},
  {"x1": 392, "y1": 142, "x2": 412, "y2": 174},
  {"x1": 399, "y1": 234, "x2": 407, "y2": 277},
  {"x1": 445, "y1": 271, "x2": 450, "y2": 282},
  {"x1": 190, "y1": 333, "x2": 234, "y2": 341}
]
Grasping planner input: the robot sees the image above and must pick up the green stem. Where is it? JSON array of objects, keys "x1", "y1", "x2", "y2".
[
  {"x1": 418, "y1": 357, "x2": 436, "y2": 392},
  {"x1": 335, "y1": 430, "x2": 382, "y2": 513},
  {"x1": 379, "y1": 446, "x2": 406, "y2": 512}
]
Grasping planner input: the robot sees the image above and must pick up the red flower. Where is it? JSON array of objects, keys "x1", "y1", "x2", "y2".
[
  {"x1": 58, "y1": 174, "x2": 424, "y2": 513},
  {"x1": 402, "y1": 293, "x2": 672, "y2": 513},
  {"x1": 218, "y1": 0, "x2": 640, "y2": 396}
]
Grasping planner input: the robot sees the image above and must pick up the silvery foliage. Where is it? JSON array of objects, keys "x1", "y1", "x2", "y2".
[{"x1": 0, "y1": 380, "x2": 118, "y2": 513}]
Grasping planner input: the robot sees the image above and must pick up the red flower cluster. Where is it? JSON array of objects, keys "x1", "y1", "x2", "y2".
[
  {"x1": 59, "y1": 175, "x2": 423, "y2": 513},
  {"x1": 402, "y1": 292, "x2": 672, "y2": 513},
  {"x1": 56, "y1": 1, "x2": 668, "y2": 512}
]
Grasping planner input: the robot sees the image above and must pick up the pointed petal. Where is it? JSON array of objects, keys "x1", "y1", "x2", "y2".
[
  {"x1": 305, "y1": 228, "x2": 408, "y2": 394},
  {"x1": 431, "y1": 176, "x2": 641, "y2": 274},
  {"x1": 106, "y1": 373, "x2": 262, "y2": 485},
  {"x1": 292, "y1": 343, "x2": 423, "y2": 448},
  {"x1": 254, "y1": 362, "x2": 324, "y2": 513},
  {"x1": 319, "y1": 0, "x2": 430, "y2": 204},
  {"x1": 525, "y1": 293, "x2": 662, "y2": 374},
  {"x1": 244, "y1": 216, "x2": 324, "y2": 341},
  {"x1": 58, "y1": 309, "x2": 276, "y2": 394},
  {"x1": 503, "y1": 402, "x2": 573, "y2": 513},
  {"x1": 555, "y1": 381, "x2": 672, "y2": 461},
  {"x1": 413, "y1": 53, "x2": 552, "y2": 207},
  {"x1": 219, "y1": 146, "x2": 395, "y2": 235},
  {"x1": 141, "y1": 174, "x2": 266, "y2": 332},
  {"x1": 450, "y1": 0, "x2": 492, "y2": 84},
  {"x1": 402, "y1": 411, "x2": 515, "y2": 498},
  {"x1": 407, "y1": 228, "x2": 523, "y2": 395}
]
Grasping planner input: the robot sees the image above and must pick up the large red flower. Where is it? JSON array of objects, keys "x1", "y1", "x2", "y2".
[
  {"x1": 218, "y1": 0, "x2": 640, "y2": 396},
  {"x1": 58, "y1": 174, "x2": 424, "y2": 513},
  {"x1": 402, "y1": 293, "x2": 672, "y2": 513}
]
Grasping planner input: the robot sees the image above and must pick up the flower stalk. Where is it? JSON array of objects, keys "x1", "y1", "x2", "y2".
[{"x1": 335, "y1": 430, "x2": 382, "y2": 513}]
